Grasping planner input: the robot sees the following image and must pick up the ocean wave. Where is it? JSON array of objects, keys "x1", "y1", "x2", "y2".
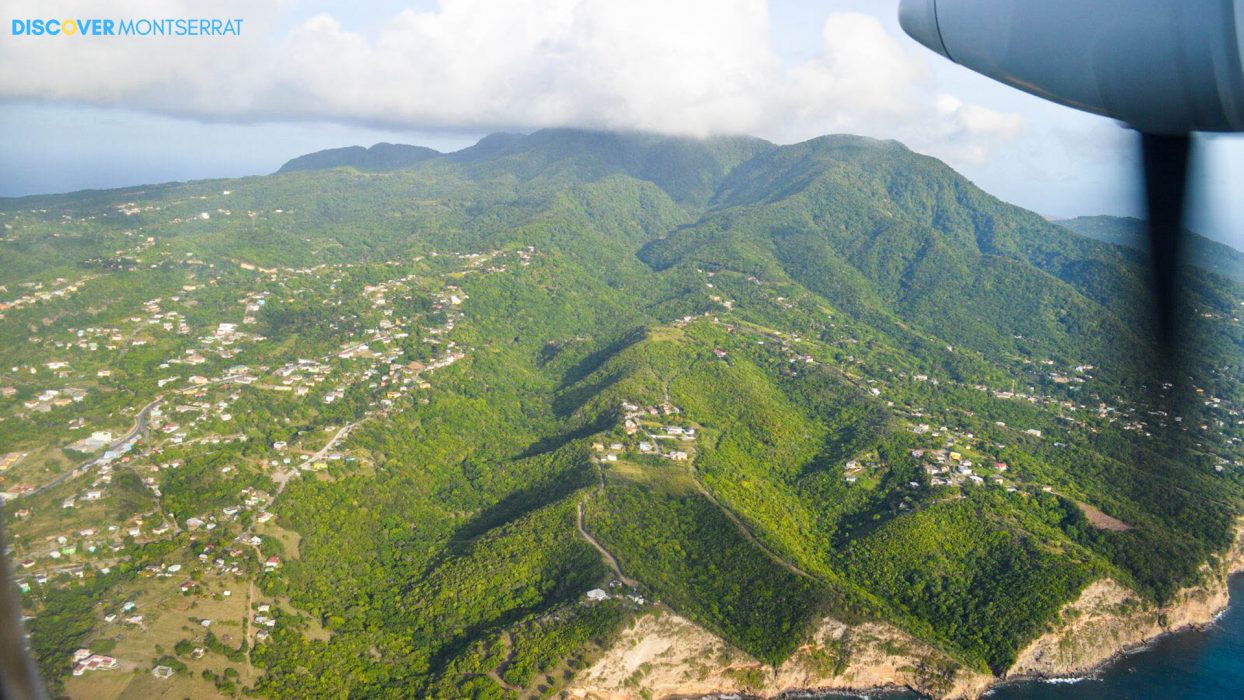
[{"x1": 1038, "y1": 676, "x2": 1100, "y2": 684}]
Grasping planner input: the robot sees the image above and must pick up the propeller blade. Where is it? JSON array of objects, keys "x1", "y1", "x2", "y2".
[{"x1": 1140, "y1": 132, "x2": 1191, "y2": 362}]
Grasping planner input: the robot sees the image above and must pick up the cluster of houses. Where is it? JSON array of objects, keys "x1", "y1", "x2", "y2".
[
  {"x1": 272, "y1": 359, "x2": 331, "y2": 397},
  {"x1": 22, "y1": 294, "x2": 200, "y2": 402},
  {"x1": 592, "y1": 400, "x2": 699, "y2": 464},
  {"x1": 0, "y1": 276, "x2": 88, "y2": 314},
  {"x1": 13, "y1": 522, "x2": 133, "y2": 581},
  {"x1": 188, "y1": 540, "x2": 254, "y2": 579},
  {"x1": 253, "y1": 603, "x2": 278, "y2": 642},
  {"x1": 21, "y1": 386, "x2": 88, "y2": 413},
  {"x1": 362, "y1": 274, "x2": 421, "y2": 309},
  {"x1": 444, "y1": 247, "x2": 532, "y2": 275},
  {"x1": 198, "y1": 320, "x2": 261, "y2": 362},
  {"x1": 4, "y1": 224, "x2": 557, "y2": 678},
  {"x1": 909, "y1": 447, "x2": 1013, "y2": 490},
  {"x1": 312, "y1": 276, "x2": 482, "y2": 412},
  {"x1": 148, "y1": 390, "x2": 253, "y2": 446},
  {"x1": 137, "y1": 298, "x2": 192, "y2": 337}
]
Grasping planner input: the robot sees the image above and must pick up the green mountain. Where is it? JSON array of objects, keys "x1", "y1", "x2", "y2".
[
  {"x1": 1060, "y1": 214, "x2": 1244, "y2": 283},
  {"x1": 277, "y1": 142, "x2": 442, "y2": 173},
  {"x1": 2, "y1": 129, "x2": 1242, "y2": 698}
]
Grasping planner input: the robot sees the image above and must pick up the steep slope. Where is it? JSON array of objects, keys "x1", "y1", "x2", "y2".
[
  {"x1": 1060, "y1": 215, "x2": 1244, "y2": 283},
  {"x1": 646, "y1": 136, "x2": 1154, "y2": 380}
]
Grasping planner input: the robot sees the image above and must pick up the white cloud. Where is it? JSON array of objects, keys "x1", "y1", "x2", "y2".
[
  {"x1": 0, "y1": 0, "x2": 1024, "y2": 166},
  {"x1": 930, "y1": 94, "x2": 1027, "y2": 165},
  {"x1": 785, "y1": 13, "x2": 930, "y2": 130}
]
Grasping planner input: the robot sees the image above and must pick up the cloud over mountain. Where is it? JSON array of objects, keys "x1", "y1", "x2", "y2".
[{"x1": 0, "y1": 0, "x2": 1023, "y2": 166}]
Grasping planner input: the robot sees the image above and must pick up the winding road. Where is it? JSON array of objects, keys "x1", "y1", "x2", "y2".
[{"x1": 576, "y1": 501, "x2": 638, "y2": 588}]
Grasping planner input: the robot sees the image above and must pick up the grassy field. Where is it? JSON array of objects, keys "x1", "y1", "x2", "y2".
[{"x1": 64, "y1": 574, "x2": 256, "y2": 699}]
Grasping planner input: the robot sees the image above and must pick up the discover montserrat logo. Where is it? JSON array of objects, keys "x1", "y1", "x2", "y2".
[{"x1": 10, "y1": 17, "x2": 243, "y2": 37}]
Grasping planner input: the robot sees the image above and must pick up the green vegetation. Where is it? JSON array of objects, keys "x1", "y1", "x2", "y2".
[{"x1": 3, "y1": 129, "x2": 1242, "y2": 697}]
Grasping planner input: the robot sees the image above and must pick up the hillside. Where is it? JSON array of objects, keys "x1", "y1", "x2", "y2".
[
  {"x1": 1, "y1": 129, "x2": 1242, "y2": 699},
  {"x1": 1060, "y1": 215, "x2": 1244, "y2": 283},
  {"x1": 276, "y1": 142, "x2": 442, "y2": 173}
]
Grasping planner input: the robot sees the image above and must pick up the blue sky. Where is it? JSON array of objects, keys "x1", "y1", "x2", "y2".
[{"x1": 1, "y1": 0, "x2": 1240, "y2": 245}]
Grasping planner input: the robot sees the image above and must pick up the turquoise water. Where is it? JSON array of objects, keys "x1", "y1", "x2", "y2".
[{"x1": 811, "y1": 574, "x2": 1244, "y2": 700}]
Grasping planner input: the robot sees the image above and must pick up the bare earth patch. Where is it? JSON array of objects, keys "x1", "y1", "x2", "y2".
[
  {"x1": 1077, "y1": 501, "x2": 1131, "y2": 531},
  {"x1": 569, "y1": 609, "x2": 991, "y2": 700}
]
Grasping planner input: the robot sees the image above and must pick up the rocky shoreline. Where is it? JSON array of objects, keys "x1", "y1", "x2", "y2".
[
  {"x1": 998, "y1": 525, "x2": 1244, "y2": 689},
  {"x1": 569, "y1": 523, "x2": 1244, "y2": 700}
]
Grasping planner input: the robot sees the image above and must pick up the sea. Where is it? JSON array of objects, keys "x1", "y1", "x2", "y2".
[{"x1": 811, "y1": 574, "x2": 1244, "y2": 700}]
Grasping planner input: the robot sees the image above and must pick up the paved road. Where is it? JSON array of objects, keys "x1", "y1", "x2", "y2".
[
  {"x1": 273, "y1": 421, "x2": 358, "y2": 495},
  {"x1": 20, "y1": 375, "x2": 250, "y2": 500},
  {"x1": 22, "y1": 397, "x2": 163, "y2": 499},
  {"x1": 309, "y1": 422, "x2": 357, "y2": 464}
]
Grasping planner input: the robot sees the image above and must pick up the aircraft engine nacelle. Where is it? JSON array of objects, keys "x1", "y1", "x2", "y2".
[{"x1": 899, "y1": 0, "x2": 1244, "y2": 135}]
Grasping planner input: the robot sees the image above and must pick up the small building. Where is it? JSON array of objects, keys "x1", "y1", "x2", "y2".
[
  {"x1": 586, "y1": 589, "x2": 609, "y2": 602},
  {"x1": 152, "y1": 665, "x2": 174, "y2": 679}
]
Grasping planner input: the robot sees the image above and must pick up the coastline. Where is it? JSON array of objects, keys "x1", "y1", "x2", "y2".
[
  {"x1": 991, "y1": 575, "x2": 1244, "y2": 691},
  {"x1": 1003, "y1": 521, "x2": 1244, "y2": 686},
  {"x1": 570, "y1": 521, "x2": 1244, "y2": 700}
]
